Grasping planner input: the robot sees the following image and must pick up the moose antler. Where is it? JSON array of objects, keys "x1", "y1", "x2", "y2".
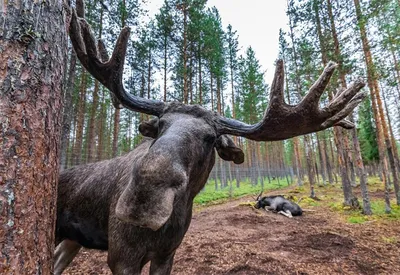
[
  {"x1": 256, "y1": 191, "x2": 263, "y2": 201},
  {"x1": 69, "y1": 1, "x2": 366, "y2": 142},
  {"x1": 216, "y1": 60, "x2": 366, "y2": 141},
  {"x1": 69, "y1": 5, "x2": 165, "y2": 116}
]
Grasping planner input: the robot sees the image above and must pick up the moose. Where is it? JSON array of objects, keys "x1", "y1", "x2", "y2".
[
  {"x1": 55, "y1": 2, "x2": 366, "y2": 274},
  {"x1": 254, "y1": 194, "x2": 303, "y2": 218}
]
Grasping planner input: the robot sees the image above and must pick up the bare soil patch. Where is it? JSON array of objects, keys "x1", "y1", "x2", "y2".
[{"x1": 64, "y1": 192, "x2": 400, "y2": 275}]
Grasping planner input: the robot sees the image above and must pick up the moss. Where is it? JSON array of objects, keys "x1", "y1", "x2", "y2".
[
  {"x1": 299, "y1": 197, "x2": 320, "y2": 207},
  {"x1": 347, "y1": 216, "x2": 368, "y2": 224},
  {"x1": 238, "y1": 202, "x2": 256, "y2": 207},
  {"x1": 381, "y1": 236, "x2": 398, "y2": 244}
]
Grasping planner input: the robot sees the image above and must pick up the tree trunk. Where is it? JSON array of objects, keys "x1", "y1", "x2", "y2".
[
  {"x1": 97, "y1": 88, "x2": 106, "y2": 161},
  {"x1": 0, "y1": 1, "x2": 66, "y2": 273},
  {"x1": 304, "y1": 135, "x2": 316, "y2": 198},
  {"x1": 86, "y1": 8, "x2": 103, "y2": 164},
  {"x1": 72, "y1": 72, "x2": 87, "y2": 166},
  {"x1": 353, "y1": 0, "x2": 396, "y2": 210},
  {"x1": 316, "y1": 133, "x2": 327, "y2": 184},
  {"x1": 112, "y1": 110, "x2": 120, "y2": 157},
  {"x1": 324, "y1": 0, "x2": 360, "y2": 207},
  {"x1": 87, "y1": 79, "x2": 99, "y2": 163},
  {"x1": 164, "y1": 36, "x2": 168, "y2": 102},
  {"x1": 198, "y1": 43, "x2": 202, "y2": 105},
  {"x1": 323, "y1": 133, "x2": 334, "y2": 184},
  {"x1": 60, "y1": 51, "x2": 77, "y2": 170},
  {"x1": 182, "y1": 6, "x2": 188, "y2": 104},
  {"x1": 210, "y1": 74, "x2": 214, "y2": 111}
]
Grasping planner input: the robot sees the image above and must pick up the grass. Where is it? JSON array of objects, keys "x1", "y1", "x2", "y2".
[{"x1": 194, "y1": 177, "x2": 292, "y2": 205}]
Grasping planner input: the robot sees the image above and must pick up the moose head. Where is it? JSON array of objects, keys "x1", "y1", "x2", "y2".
[{"x1": 68, "y1": 6, "x2": 365, "y2": 231}]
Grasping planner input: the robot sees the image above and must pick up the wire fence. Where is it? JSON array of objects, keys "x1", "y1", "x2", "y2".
[{"x1": 60, "y1": 150, "x2": 295, "y2": 192}]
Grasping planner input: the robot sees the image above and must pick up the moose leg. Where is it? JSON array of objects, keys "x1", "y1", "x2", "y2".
[
  {"x1": 264, "y1": 206, "x2": 275, "y2": 212},
  {"x1": 278, "y1": 210, "x2": 293, "y2": 218},
  {"x1": 54, "y1": 239, "x2": 82, "y2": 274},
  {"x1": 107, "y1": 245, "x2": 145, "y2": 275},
  {"x1": 149, "y1": 253, "x2": 176, "y2": 275},
  {"x1": 108, "y1": 258, "x2": 143, "y2": 275}
]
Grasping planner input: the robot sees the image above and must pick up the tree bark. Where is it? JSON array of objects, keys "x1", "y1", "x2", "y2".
[{"x1": 0, "y1": 1, "x2": 67, "y2": 273}]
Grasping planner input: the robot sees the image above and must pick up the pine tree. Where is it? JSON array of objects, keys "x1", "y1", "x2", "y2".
[{"x1": 0, "y1": 1, "x2": 67, "y2": 272}]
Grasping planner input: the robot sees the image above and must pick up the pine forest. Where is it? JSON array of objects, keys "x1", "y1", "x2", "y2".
[{"x1": 60, "y1": 0, "x2": 399, "y2": 214}]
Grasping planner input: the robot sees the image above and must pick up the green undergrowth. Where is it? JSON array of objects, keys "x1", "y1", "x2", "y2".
[
  {"x1": 319, "y1": 179, "x2": 400, "y2": 223},
  {"x1": 270, "y1": 177, "x2": 400, "y2": 224},
  {"x1": 194, "y1": 178, "x2": 292, "y2": 205},
  {"x1": 343, "y1": 203, "x2": 400, "y2": 224}
]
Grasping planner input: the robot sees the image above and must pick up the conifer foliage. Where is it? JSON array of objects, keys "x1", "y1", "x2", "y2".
[{"x1": 61, "y1": 0, "x2": 400, "y2": 213}]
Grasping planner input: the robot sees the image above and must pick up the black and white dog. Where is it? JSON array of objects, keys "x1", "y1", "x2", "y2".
[{"x1": 254, "y1": 194, "x2": 303, "y2": 218}]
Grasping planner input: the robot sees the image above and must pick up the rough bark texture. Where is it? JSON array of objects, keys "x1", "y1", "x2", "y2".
[{"x1": 0, "y1": 1, "x2": 67, "y2": 273}]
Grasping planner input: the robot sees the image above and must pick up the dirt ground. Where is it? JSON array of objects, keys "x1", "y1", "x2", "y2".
[{"x1": 64, "y1": 191, "x2": 400, "y2": 275}]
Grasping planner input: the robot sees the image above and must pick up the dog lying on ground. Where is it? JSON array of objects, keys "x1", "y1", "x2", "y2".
[{"x1": 254, "y1": 194, "x2": 303, "y2": 218}]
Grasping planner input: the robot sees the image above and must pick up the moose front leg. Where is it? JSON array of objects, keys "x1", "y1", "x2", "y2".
[
  {"x1": 264, "y1": 206, "x2": 275, "y2": 212},
  {"x1": 150, "y1": 253, "x2": 176, "y2": 275},
  {"x1": 278, "y1": 210, "x2": 293, "y2": 218},
  {"x1": 54, "y1": 239, "x2": 82, "y2": 275}
]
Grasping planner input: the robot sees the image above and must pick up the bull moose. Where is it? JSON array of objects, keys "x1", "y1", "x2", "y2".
[{"x1": 55, "y1": 2, "x2": 366, "y2": 274}]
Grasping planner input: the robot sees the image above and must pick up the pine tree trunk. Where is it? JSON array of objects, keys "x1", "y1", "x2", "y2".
[
  {"x1": 182, "y1": 6, "x2": 188, "y2": 104},
  {"x1": 164, "y1": 36, "x2": 168, "y2": 102},
  {"x1": 293, "y1": 137, "x2": 303, "y2": 186},
  {"x1": 353, "y1": 0, "x2": 397, "y2": 210},
  {"x1": 72, "y1": 72, "x2": 87, "y2": 166},
  {"x1": 97, "y1": 88, "x2": 106, "y2": 161},
  {"x1": 86, "y1": 8, "x2": 103, "y2": 164},
  {"x1": 323, "y1": 133, "x2": 334, "y2": 184},
  {"x1": 210, "y1": 74, "x2": 214, "y2": 111},
  {"x1": 304, "y1": 135, "x2": 316, "y2": 198},
  {"x1": 60, "y1": 51, "x2": 77, "y2": 170},
  {"x1": 112, "y1": 109, "x2": 120, "y2": 157},
  {"x1": 324, "y1": 0, "x2": 359, "y2": 207},
  {"x1": 382, "y1": 84, "x2": 400, "y2": 205},
  {"x1": 334, "y1": 128, "x2": 358, "y2": 207},
  {"x1": 87, "y1": 79, "x2": 99, "y2": 163},
  {"x1": 0, "y1": 1, "x2": 66, "y2": 273},
  {"x1": 198, "y1": 44, "x2": 202, "y2": 105},
  {"x1": 316, "y1": 133, "x2": 327, "y2": 184},
  {"x1": 217, "y1": 78, "x2": 221, "y2": 114}
]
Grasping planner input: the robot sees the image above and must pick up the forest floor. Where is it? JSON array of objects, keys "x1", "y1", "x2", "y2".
[{"x1": 64, "y1": 181, "x2": 400, "y2": 275}]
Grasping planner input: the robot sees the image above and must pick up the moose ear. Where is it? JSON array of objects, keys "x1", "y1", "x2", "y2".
[
  {"x1": 139, "y1": 118, "x2": 159, "y2": 138},
  {"x1": 215, "y1": 135, "x2": 244, "y2": 164}
]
